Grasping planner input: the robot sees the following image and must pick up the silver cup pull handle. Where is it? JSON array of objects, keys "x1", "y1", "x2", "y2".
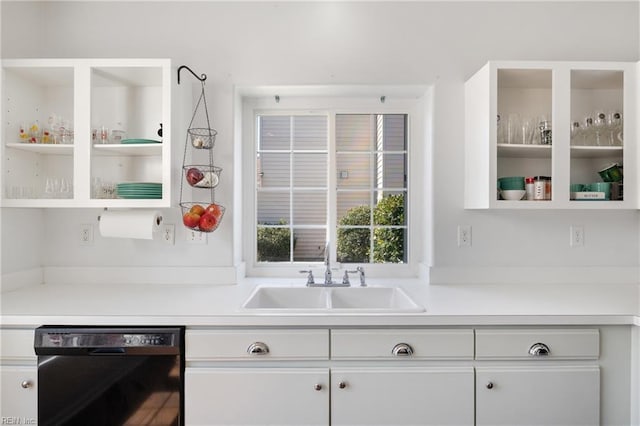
[
  {"x1": 247, "y1": 342, "x2": 270, "y2": 356},
  {"x1": 392, "y1": 343, "x2": 414, "y2": 357},
  {"x1": 528, "y1": 342, "x2": 550, "y2": 356}
]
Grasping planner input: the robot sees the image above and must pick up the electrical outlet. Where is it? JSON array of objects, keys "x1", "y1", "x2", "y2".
[
  {"x1": 186, "y1": 229, "x2": 207, "y2": 244},
  {"x1": 570, "y1": 225, "x2": 584, "y2": 247},
  {"x1": 161, "y1": 224, "x2": 175, "y2": 245},
  {"x1": 457, "y1": 225, "x2": 472, "y2": 248},
  {"x1": 80, "y1": 224, "x2": 94, "y2": 245}
]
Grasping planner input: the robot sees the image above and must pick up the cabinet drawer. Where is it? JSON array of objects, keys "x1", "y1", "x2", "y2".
[
  {"x1": 331, "y1": 329, "x2": 474, "y2": 360},
  {"x1": 186, "y1": 329, "x2": 329, "y2": 361},
  {"x1": 475, "y1": 329, "x2": 599, "y2": 360},
  {"x1": 1, "y1": 329, "x2": 36, "y2": 361}
]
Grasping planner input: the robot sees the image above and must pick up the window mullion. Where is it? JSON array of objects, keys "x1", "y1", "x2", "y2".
[
  {"x1": 289, "y1": 116, "x2": 294, "y2": 263},
  {"x1": 328, "y1": 112, "x2": 337, "y2": 265}
]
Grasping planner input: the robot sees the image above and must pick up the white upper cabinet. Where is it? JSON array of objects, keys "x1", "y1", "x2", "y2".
[
  {"x1": 464, "y1": 61, "x2": 636, "y2": 209},
  {"x1": 1, "y1": 58, "x2": 172, "y2": 208}
]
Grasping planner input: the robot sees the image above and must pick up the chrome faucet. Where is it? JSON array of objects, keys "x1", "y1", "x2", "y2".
[
  {"x1": 300, "y1": 242, "x2": 350, "y2": 287},
  {"x1": 324, "y1": 241, "x2": 332, "y2": 285},
  {"x1": 343, "y1": 266, "x2": 366, "y2": 286}
]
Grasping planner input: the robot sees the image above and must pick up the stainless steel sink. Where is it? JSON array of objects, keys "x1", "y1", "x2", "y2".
[{"x1": 242, "y1": 286, "x2": 424, "y2": 313}]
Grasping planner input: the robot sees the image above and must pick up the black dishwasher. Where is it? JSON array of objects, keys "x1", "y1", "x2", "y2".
[{"x1": 34, "y1": 326, "x2": 184, "y2": 426}]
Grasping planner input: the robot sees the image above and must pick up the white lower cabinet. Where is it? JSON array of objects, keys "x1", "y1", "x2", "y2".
[
  {"x1": 185, "y1": 367, "x2": 329, "y2": 426},
  {"x1": 475, "y1": 328, "x2": 601, "y2": 426},
  {"x1": 0, "y1": 328, "x2": 37, "y2": 421},
  {"x1": 0, "y1": 366, "x2": 37, "y2": 421},
  {"x1": 185, "y1": 366, "x2": 474, "y2": 426},
  {"x1": 184, "y1": 328, "x2": 475, "y2": 426},
  {"x1": 476, "y1": 366, "x2": 600, "y2": 426},
  {"x1": 331, "y1": 367, "x2": 474, "y2": 426},
  {"x1": 184, "y1": 327, "x2": 615, "y2": 426}
]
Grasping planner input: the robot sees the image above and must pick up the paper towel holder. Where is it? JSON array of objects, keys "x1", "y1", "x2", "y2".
[{"x1": 97, "y1": 209, "x2": 163, "y2": 226}]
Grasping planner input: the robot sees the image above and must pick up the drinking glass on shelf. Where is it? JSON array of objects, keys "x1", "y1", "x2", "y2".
[
  {"x1": 92, "y1": 177, "x2": 102, "y2": 198},
  {"x1": 607, "y1": 111, "x2": 623, "y2": 146},
  {"x1": 521, "y1": 118, "x2": 535, "y2": 144},
  {"x1": 570, "y1": 122, "x2": 582, "y2": 146},
  {"x1": 44, "y1": 177, "x2": 60, "y2": 198},
  {"x1": 497, "y1": 115, "x2": 505, "y2": 144},
  {"x1": 593, "y1": 110, "x2": 607, "y2": 146},
  {"x1": 60, "y1": 178, "x2": 72, "y2": 199},
  {"x1": 99, "y1": 126, "x2": 110, "y2": 144},
  {"x1": 582, "y1": 117, "x2": 594, "y2": 146},
  {"x1": 506, "y1": 113, "x2": 521, "y2": 144},
  {"x1": 18, "y1": 123, "x2": 29, "y2": 142}
]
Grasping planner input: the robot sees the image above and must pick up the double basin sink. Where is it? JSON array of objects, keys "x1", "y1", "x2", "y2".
[{"x1": 242, "y1": 286, "x2": 424, "y2": 313}]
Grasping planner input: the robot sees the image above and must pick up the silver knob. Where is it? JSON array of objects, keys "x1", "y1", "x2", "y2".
[
  {"x1": 21, "y1": 380, "x2": 32, "y2": 389},
  {"x1": 486, "y1": 382, "x2": 494, "y2": 390},
  {"x1": 528, "y1": 342, "x2": 550, "y2": 357},
  {"x1": 247, "y1": 342, "x2": 270, "y2": 355},
  {"x1": 338, "y1": 381, "x2": 347, "y2": 389},
  {"x1": 392, "y1": 343, "x2": 414, "y2": 357},
  {"x1": 314, "y1": 384, "x2": 322, "y2": 391}
]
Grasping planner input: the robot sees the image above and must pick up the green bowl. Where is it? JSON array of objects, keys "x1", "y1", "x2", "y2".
[{"x1": 498, "y1": 176, "x2": 525, "y2": 190}]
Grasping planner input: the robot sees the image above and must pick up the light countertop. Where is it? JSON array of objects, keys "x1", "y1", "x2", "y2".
[{"x1": 1, "y1": 279, "x2": 638, "y2": 328}]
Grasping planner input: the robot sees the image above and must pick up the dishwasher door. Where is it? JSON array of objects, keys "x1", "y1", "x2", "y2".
[{"x1": 34, "y1": 326, "x2": 184, "y2": 426}]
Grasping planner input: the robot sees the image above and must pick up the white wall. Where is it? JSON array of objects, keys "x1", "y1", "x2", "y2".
[{"x1": 1, "y1": 1, "x2": 638, "y2": 281}]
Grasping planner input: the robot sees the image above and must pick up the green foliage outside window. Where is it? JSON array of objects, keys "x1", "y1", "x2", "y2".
[
  {"x1": 373, "y1": 193, "x2": 405, "y2": 263},
  {"x1": 337, "y1": 193, "x2": 405, "y2": 264},
  {"x1": 337, "y1": 205, "x2": 371, "y2": 263},
  {"x1": 257, "y1": 220, "x2": 290, "y2": 262}
]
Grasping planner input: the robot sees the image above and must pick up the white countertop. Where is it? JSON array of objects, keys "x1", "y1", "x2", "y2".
[{"x1": 1, "y1": 279, "x2": 639, "y2": 327}]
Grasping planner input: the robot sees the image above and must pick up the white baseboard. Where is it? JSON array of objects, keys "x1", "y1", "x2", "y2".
[
  {"x1": 43, "y1": 266, "x2": 239, "y2": 286},
  {"x1": 1, "y1": 268, "x2": 44, "y2": 292},
  {"x1": 429, "y1": 266, "x2": 639, "y2": 285}
]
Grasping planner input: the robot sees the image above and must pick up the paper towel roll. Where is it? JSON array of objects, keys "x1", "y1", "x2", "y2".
[{"x1": 99, "y1": 210, "x2": 162, "y2": 239}]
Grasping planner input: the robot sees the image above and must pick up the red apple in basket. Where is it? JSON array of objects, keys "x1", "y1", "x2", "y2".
[
  {"x1": 190, "y1": 204, "x2": 206, "y2": 216},
  {"x1": 205, "y1": 203, "x2": 223, "y2": 221},
  {"x1": 198, "y1": 213, "x2": 218, "y2": 232},
  {"x1": 183, "y1": 211, "x2": 200, "y2": 229},
  {"x1": 186, "y1": 167, "x2": 204, "y2": 186}
]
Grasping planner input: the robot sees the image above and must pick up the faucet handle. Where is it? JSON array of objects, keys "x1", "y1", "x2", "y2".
[
  {"x1": 299, "y1": 270, "x2": 315, "y2": 285},
  {"x1": 356, "y1": 266, "x2": 366, "y2": 286}
]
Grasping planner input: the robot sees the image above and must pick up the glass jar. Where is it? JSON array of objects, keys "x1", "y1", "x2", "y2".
[
  {"x1": 525, "y1": 177, "x2": 535, "y2": 200},
  {"x1": 538, "y1": 121, "x2": 552, "y2": 145},
  {"x1": 533, "y1": 176, "x2": 551, "y2": 200}
]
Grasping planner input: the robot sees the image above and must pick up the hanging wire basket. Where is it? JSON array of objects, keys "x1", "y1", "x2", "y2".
[
  {"x1": 180, "y1": 202, "x2": 225, "y2": 233},
  {"x1": 188, "y1": 127, "x2": 217, "y2": 149},
  {"x1": 183, "y1": 165, "x2": 222, "y2": 188}
]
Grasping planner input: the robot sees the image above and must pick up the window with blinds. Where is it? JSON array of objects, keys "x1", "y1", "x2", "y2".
[
  {"x1": 255, "y1": 113, "x2": 408, "y2": 264},
  {"x1": 336, "y1": 114, "x2": 407, "y2": 264},
  {"x1": 256, "y1": 115, "x2": 329, "y2": 262}
]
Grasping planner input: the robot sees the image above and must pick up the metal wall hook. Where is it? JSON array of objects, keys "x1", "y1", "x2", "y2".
[{"x1": 177, "y1": 65, "x2": 207, "y2": 85}]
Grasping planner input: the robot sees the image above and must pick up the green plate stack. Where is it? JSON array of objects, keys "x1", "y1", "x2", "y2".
[{"x1": 117, "y1": 182, "x2": 162, "y2": 199}]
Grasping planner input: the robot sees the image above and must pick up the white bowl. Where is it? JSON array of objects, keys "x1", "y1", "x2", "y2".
[{"x1": 501, "y1": 190, "x2": 526, "y2": 200}]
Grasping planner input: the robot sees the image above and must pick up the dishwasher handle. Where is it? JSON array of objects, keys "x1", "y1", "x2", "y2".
[{"x1": 90, "y1": 348, "x2": 126, "y2": 355}]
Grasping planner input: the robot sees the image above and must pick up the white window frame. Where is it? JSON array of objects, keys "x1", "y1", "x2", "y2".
[{"x1": 240, "y1": 89, "x2": 429, "y2": 278}]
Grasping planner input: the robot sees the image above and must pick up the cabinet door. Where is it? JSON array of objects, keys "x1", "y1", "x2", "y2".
[
  {"x1": 185, "y1": 367, "x2": 329, "y2": 426},
  {"x1": 331, "y1": 367, "x2": 474, "y2": 426},
  {"x1": 476, "y1": 366, "x2": 599, "y2": 426},
  {"x1": 0, "y1": 366, "x2": 37, "y2": 421}
]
